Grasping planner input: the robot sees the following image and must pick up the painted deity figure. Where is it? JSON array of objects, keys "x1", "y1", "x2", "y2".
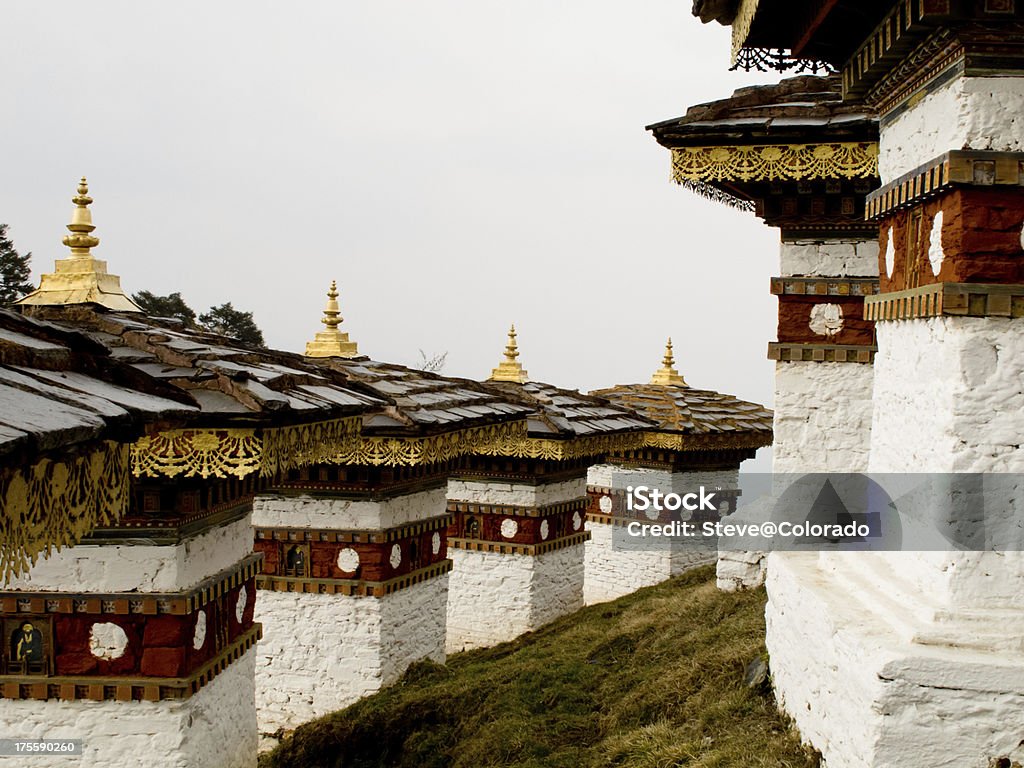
[{"x1": 11, "y1": 622, "x2": 43, "y2": 665}]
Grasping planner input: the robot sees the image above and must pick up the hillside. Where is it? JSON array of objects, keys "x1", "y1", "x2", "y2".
[{"x1": 262, "y1": 566, "x2": 815, "y2": 768}]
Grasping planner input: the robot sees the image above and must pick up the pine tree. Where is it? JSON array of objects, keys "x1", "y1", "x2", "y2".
[
  {"x1": 198, "y1": 302, "x2": 265, "y2": 346},
  {"x1": 132, "y1": 291, "x2": 197, "y2": 325},
  {"x1": 0, "y1": 224, "x2": 34, "y2": 305}
]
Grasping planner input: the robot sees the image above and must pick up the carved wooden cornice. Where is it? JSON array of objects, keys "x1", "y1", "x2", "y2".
[
  {"x1": 768, "y1": 343, "x2": 877, "y2": 364},
  {"x1": 866, "y1": 150, "x2": 1024, "y2": 220},
  {"x1": 255, "y1": 559, "x2": 453, "y2": 598},
  {"x1": 447, "y1": 531, "x2": 590, "y2": 556},
  {"x1": 864, "y1": 283, "x2": 1024, "y2": 321}
]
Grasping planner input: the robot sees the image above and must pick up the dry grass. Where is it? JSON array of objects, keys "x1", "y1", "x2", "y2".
[{"x1": 262, "y1": 566, "x2": 815, "y2": 768}]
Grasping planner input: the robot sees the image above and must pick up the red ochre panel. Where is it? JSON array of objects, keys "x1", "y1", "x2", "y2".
[
  {"x1": 880, "y1": 188, "x2": 1024, "y2": 293},
  {"x1": 776, "y1": 296, "x2": 875, "y2": 346}
]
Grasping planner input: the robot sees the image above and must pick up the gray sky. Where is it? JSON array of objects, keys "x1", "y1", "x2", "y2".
[{"x1": 3, "y1": 1, "x2": 781, "y2": 468}]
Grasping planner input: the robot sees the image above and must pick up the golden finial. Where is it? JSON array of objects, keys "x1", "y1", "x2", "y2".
[
  {"x1": 650, "y1": 337, "x2": 687, "y2": 386},
  {"x1": 305, "y1": 279, "x2": 359, "y2": 358},
  {"x1": 488, "y1": 324, "x2": 529, "y2": 383},
  {"x1": 63, "y1": 177, "x2": 100, "y2": 257},
  {"x1": 16, "y1": 177, "x2": 141, "y2": 311}
]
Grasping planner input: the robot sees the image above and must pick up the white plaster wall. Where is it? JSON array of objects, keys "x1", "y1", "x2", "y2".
[
  {"x1": 0, "y1": 647, "x2": 258, "y2": 768},
  {"x1": 870, "y1": 317, "x2": 1024, "y2": 474},
  {"x1": 766, "y1": 553, "x2": 1024, "y2": 768},
  {"x1": 447, "y1": 478, "x2": 587, "y2": 507},
  {"x1": 253, "y1": 487, "x2": 446, "y2": 530},
  {"x1": 530, "y1": 542, "x2": 585, "y2": 627},
  {"x1": 586, "y1": 464, "x2": 673, "y2": 491},
  {"x1": 773, "y1": 361, "x2": 874, "y2": 474},
  {"x1": 378, "y1": 575, "x2": 448, "y2": 685},
  {"x1": 446, "y1": 548, "x2": 534, "y2": 652},
  {"x1": 256, "y1": 576, "x2": 447, "y2": 738},
  {"x1": 879, "y1": 76, "x2": 1024, "y2": 181},
  {"x1": 446, "y1": 543, "x2": 585, "y2": 653},
  {"x1": 4, "y1": 515, "x2": 254, "y2": 592},
  {"x1": 584, "y1": 522, "x2": 713, "y2": 605},
  {"x1": 866, "y1": 317, "x2": 1024, "y2": 613},
  {"x1": 780, "y1": 239, "x2": 880, "y2": 277}
]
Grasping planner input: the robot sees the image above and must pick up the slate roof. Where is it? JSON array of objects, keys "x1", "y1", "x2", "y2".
[
  {"x1": 0, "y1": 309, "x2": 199, "y2": 462},
  {"x1": 647, "y1": 75, "x2": 876, "y2": 148},
  {"x1": 12, "y1": 307, "x2": 531, "y2": 443},
  {"x1": 311, "y1": 358, "x2": 536, "y2": 436},
  {"x1": 591, "y1": 383, "x2": 773, "y2": 447},
  {"x1": 478, "y1": 380, "x2": 655, "y2": 440}
]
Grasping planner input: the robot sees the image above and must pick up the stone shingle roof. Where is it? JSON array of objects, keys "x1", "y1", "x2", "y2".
[
  {"x1": 15, "y1": 306, "x2": 532, "y2": 441},
  {"x1": 0, "y1": 309, "x2": 198, "y2": 462},
  {"x1": 480, "y1": 380, "x2": 655, "y2": 440},
  {"x1": 591, "y1": 384, "x2": 773, "y2": 448},
  {"x1": 647, "y1": 75, "x2": 876, "y2": 149}
]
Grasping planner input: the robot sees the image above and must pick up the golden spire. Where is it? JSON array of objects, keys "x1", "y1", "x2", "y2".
[
  {"x1": 650, "y1": 337, "x2": 687, "y2": 386},
  {"x1": 488, "y1": 324, "x2": 529, "y2": 383},
  {"x1": 305, "y1": 280, "x2": 360, "y2": 358},
  {"x1": 17, "y1": 177, "x2": 140, "y2": 312}
]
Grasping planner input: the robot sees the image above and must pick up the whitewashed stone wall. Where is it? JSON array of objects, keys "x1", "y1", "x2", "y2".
[
  {"x1": 773, "y1": 361, "x2": 875, "y2": 474},
  {"x1": 767, "y1": 186, "x2": 1024, "y2": 764},
  {"x1": 253, "y1": 487, "x2": 447, "y2": 530},
  {"x1": 257, "y1": 575, "x2": 447, "y2": 739},
  {"x1": 879, "y1": 76, "x2": 1024, "y2": 180},
  {"x1": 446, "y1": 543, "x2": 585, "y2": 653},
  {"x1": 585, "y1": 465, "x2": 729, "y2": 604},
  {"x1": 870, "y1": 317, "x2": 1024, "y2": 474},
  {"x1": 780, "y1": 239, "x2": 879, "y2": 277},
  {"x1": 4, "y1": 515, "x2": 254, "y2": 592},
  {"x1": 0, "y1": 647, "x2": 258, "y2": 768},
  {"x1": 767, "y1": 553, "x2": 1024, "y2": 768},
  {"x1": 446, "y1": 478, "x2": 586, "y2": 507},
  {"x1": 584, "y1": 522, "x2": 714, "y2": 604}
]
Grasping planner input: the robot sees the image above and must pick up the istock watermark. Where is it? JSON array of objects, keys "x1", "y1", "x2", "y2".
[
  {"x1": 607, "y1": 473, "x2": 1024, "y2": 553},
  {"x1": 626, "y1": 485, "x2": 719, "y2": 513}
]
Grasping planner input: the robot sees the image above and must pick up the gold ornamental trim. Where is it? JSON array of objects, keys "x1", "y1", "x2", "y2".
[
  {"x1": 0, "y1": 442, "x2": 129, "y2": 583},
  {"x1": 640, "y1": 431, "x2": 772, "y2": 453},
  {"x1": 730, "y1": 0, "x2": 760, "y2": 63},
  {"x1": 671, "y1": 143, "x2": 879, "y2": 184},
  {"x1": 131, "y1": 429, "x2": 263, "y2": 479},
  {"x1": 132, "y1": 418, "x2": 647, "y2": 477},
  {"x1": 261, "y1": 417, "x2": 363, "y2": 475}
]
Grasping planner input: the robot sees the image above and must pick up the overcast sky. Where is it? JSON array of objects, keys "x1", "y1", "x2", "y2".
[{"x1": 3, "y1": 1, "x2": 782, "y2": 468}]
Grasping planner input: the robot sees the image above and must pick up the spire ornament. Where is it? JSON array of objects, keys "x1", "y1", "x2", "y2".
[
  {"x1": 16, "y1": 177, "x2": 141, "y2": 312},
  {"x1": 650, "y1": 338, "x2": 687, "y2": 386},
  {"x1": 305, "y1": 280, "x2": 360, "y2": 358},
  {"x1": 488, "y1": 324, "x2": 529, "y2": 383}
]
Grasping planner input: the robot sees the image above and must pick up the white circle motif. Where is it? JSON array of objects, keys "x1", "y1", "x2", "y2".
[
  {"x1": 193, "y1": 610, "x2": 207, "y2": 651},
  {"x1": 599, "y1": 496, "x2": 613, "y2": 514},
  {"x1": 389, "y1": 544, "x2": 402, "y2": 569},
  {"x1": 337, "y1": 547, "x2": 360, "y2": 573},
  {"x1": 809, "y1": 304, "x2": 844, "y2": 338},
  {"x1": 540, "y1": 520, "x2": 549, "y2": 540},
  {"x1": 572, "y1": 511, "x2": 582, "y2": 531},
  {"x1": 500, "y1": 519, "x2": 518, "y2": 539},
  {"x1": 431, "y1": 532, "x2": 441, "y2": 555},
  {"x1": 89, "y1": 622, "x2": 128, "y2": 660},
  {"x1": 884, "y1": 232, "x2": 895, "y2": 279},
  {"x1": 928, "y1": 211, "x2": 945, "y2": 276},
  {"x1": 235, "y1": 585, "x2": 247, "y2": 623}
]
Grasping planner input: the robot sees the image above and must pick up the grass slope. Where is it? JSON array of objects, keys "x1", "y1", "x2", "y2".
[{"x1": 263, "y1": 566, "x2": 815, "y2": 768}]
